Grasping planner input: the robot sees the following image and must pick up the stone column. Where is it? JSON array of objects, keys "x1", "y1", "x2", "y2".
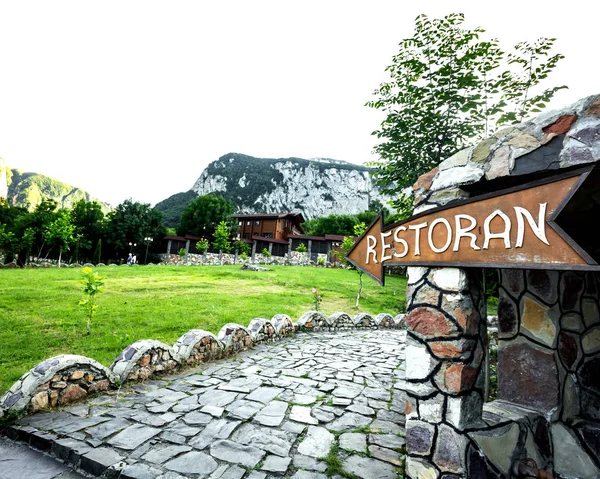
[
  {"x1": 251, "y1": 241, "x2": 256, "y2": 264},
  {"x1": 184, "y1": 240, "x2": 190, "y2": 263},
  {"x1": 288, "y1": 238, "x2": 293, "y2": 262},
  {"x1": 268, "y1": 243, "x2": 273, "y2": 255},
  {"x1": 405, "y1": 266, "x2": 486, "y2": 478},
  {"x1": 307, "y1": 240, "x2": 312, "y2": 264},
  {"x1": 166, "y1": 240, "x2": 172, "y2": 256},
  {"x1": 326, "y1": 242, "x2": 331, "y2": 265}
]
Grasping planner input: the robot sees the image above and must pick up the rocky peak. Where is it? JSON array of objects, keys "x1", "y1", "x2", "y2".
[{"x1": 191, "y1": 153, "x2": 394, "y2": 220}]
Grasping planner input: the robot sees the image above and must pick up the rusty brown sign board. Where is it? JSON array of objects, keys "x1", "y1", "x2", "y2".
[{"x1": 346, "y1": 167, "x2": 600, "y2": 286}]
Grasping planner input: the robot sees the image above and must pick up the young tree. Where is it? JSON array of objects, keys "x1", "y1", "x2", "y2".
[
  {"x1": 232, "y1": 240, "x2": 250, "y2": 256},
  {"x1": 367, "y1": 13, "x2": 566, "y2": 203},
  {"x1": 196, "y1": 238, "x2": 210, "y2": 254},
  {"x1": 335, "y1": 223, "x2": 367, "y2": 308},
  {"x1": 177, "y1": 194, "x2": 235, "y2": 237},
  {"x1": 212, "y1": 221, "x2": 231, "y2": 255},
  {"x1": 45, "y1": 210, "x2": 77, "y2": 268}
]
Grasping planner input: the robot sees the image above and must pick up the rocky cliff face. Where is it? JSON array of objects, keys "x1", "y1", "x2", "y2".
[{"x1": 190, "y1": 153, "x2": 393, "y2": 220}]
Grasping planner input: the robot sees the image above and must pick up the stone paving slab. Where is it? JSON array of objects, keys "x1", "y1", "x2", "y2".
[
  {"x1": 0, "y1": 436, "x2": 85, "y2": 479},
  {"x1": 3, "y1": 330, "x2": 406, "y2": 478}
]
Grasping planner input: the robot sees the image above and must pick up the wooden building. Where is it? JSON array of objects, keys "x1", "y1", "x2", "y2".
[{"x1": 232, "y1": 213, "x2": 304, "y2": 241}]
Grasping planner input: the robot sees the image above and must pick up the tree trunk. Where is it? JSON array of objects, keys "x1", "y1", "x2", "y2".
[{"x1": 355, "y1": 272, "x2": 363, "y2": 308}]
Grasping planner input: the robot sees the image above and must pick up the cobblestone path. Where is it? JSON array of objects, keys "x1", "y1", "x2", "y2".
[{"x1": 6, "y1": 330, "x2": 406, "y2": 479}]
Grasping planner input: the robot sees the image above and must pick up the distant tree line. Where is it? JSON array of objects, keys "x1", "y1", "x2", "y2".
[
  {"x1": 302, "y1": 200, "x2": 406, "y2": 237},
  {"x1": 0, "y1": 197, "x2": 165, "y2": 266}
]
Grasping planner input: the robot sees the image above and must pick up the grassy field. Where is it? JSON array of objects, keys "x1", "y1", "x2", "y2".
[{"x1": 0, "y1": 265, "x2": 407, "y2": 395}]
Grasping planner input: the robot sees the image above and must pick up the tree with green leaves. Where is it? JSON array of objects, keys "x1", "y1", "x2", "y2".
[
  {"x1": 196, "y1": 238, "x2": 210, "y2": 254},
  {"x1": 232, "y1": 240, "x2": 250, "y2": 256},
  {"x1": 45, "y1": 210, "x2": 78, "y2": 268},
  {"x1": 177, "y1": 194, "x2": 235, "y2": 238},
  {"x1": 367, "y1": 13, "x2": 566, "y2": 204},
  {"x1": 212, "y1": 221, "x2": 231, "y2": 255},
  {"x1": 105, "y1": 199, "x2": 165, "y2": 261},
  {"x1": 14, "y1": 198, "x2": 59, "y2": 259},
  {"x1": 70, "y1": 200, "x2": 106, "y2": 262}
]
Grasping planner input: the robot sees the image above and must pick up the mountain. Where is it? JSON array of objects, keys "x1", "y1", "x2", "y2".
[
  {"x1": 0, "y1": 157, "x2": 110, "y2": 212},
  {"x1": 156, "y1": 152, "x2": 394, "y2": 225},
  {"x1": 154, "y1": 190, "x2": 197, "y2": 228}
]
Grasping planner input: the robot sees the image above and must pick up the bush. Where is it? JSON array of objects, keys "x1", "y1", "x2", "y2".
[
  {"x1": 178, "y1": 248, "x2": 186, "y2": 258},
  {"x1": 196, "y1": 238, "x2": 209, "y2": 254},
  {"x1": 261, "y1": 248, "x2": 271, "y2": 258},
  {"x1": 296, "y1": 243, "x2": 307, "y2": 253}
]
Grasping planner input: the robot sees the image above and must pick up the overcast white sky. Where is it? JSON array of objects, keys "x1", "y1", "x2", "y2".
[{"x1": 0, "y1": 1, "x2": 597, "y2": 207}]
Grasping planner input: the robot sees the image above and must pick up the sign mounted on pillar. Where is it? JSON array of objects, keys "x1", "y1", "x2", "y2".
[{"x1": 346, "y1": 166, "x2": 600, "y2": 285}]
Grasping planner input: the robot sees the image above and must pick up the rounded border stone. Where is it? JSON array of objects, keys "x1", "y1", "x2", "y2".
[
  {"x1": 271, "y1": 314, "x2": 294, "y2": 337},
  {"x1": 327, "y1": 312, "x2": 354, "y2": 330},
  {"x1": 217, "y1": 323, "x2": 253, "y2": 354},
  {"x1": 353, "y1": 313, "x2": 376, "y2": 329},
  {"x1": 247, "y1": 318, "x2": 277, "y2": 343},
  {"x1": 111, "y1": 340, "x2": 180, "y2": 383},
  {"x1": 375, "y1": 313, "x2": 394, "y2": 328},
  {"x1": 0, "y1": 354, "x2": 117, "y2": 414},
  {"x1": 173, "y1": 330, "x2": 224, "y2": 365},
  {"x1": 296, "y1": 311, "x2": 328, "y2": 331}
]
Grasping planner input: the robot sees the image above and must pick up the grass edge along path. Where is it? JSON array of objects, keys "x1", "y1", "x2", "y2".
[{"x1": 0, "y1": 265, "x2": 407, "y2": 395}]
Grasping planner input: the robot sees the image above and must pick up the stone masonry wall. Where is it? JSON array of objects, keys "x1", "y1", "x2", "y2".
[
  {"x1": 404, "y1": 95, "x2": 600, "y2": 478},
  {"x1": 404, "y1": 266, "x2": 487, "y2": 477}
]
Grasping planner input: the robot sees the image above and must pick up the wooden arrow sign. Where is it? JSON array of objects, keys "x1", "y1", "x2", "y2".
[{"x1": 346, "y1": 166, "x2": 600, "y2": 286}]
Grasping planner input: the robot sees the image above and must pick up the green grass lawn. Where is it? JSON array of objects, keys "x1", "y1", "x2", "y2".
[{"x1": 0, "y1": 265, "x2": 407, "y2": 395}]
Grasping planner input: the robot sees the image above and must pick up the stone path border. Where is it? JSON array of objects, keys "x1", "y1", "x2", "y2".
[
  {"x1": 4, "y1": 330, "x2": 407, "y2": 479},
  {"x1": 0, "y1": 311, "x2": 407, "y2": 419}
]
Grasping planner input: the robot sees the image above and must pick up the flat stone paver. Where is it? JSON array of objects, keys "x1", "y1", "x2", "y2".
[
  {"x1": 0, "y1": 436, "x2": 85, "y2": 479},
  {"x1": 5, "y1": 330, "x2": 406, "y2": 477}
]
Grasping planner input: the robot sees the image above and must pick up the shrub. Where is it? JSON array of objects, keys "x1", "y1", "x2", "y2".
[
  {"x1": 296, "y1": 243, "x2": 307, "y2": 253},
  {"x1": 261, "y1": 248, "x2": 271, "y2": 258},
  {"x1": 196, "y1": 238, "x2": 209, "y2": 254},
  {"x1": 178, "y1": 248, "x2": 186, "y2": 258}
]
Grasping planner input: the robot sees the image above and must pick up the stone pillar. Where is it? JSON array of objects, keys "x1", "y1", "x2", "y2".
[
  {"x1": 184, "y1": 240, "x2": 190, "y2": 263},
  {"x1": 326, "y1": 242, "x2": 331, "y2": 265},
  {"x1": 288, "y1": 238, "x2": 293, "y2": 262},
  {"x1": 251, "y1": 241, "x2": 256, "y2": 264},
  {"x1": 166, "y1": 240, "x2": 172, "y2": 256},
  {"x1": 405, "y1": 266, "x2": 486, "y2": 478},
  {"x1": 307, "y1": 240, "x2": 312, "y2": 264},
  {"x1": 268, "y1": 243, "x2": 273, "y2": 254}
]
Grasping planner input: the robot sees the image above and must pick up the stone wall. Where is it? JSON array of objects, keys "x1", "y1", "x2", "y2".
[
  {"x1": 404, "y1": 95, "x2": 600, "y2": 478},
  {"x1": 160, "y1": 251, "x2": 329, "y2": 266},
  {"x1": 0, "y1": 310, "x2": 405, "y2": 419}
]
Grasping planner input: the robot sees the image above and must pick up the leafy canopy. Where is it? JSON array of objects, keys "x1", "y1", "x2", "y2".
[
  {"x1": 366, "y1": 13, "x2": 566, "y2": 198},
  {"x1": 177, "y1": 194, "x2": 235, "y2": 238},
  {"x1": 105, "y1": 199, "x2": 165, "y2": 257}
]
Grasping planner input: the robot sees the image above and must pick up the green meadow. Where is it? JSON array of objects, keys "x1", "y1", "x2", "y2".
[{"x1": 0, "y1": 265, "x2": 407, "y2": 395}]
